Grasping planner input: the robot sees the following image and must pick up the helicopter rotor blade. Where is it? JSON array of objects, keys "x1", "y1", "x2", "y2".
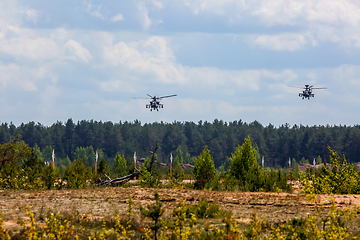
[
  {"x1": 311, "y1": 87, "x2": 327, "y2": 89},
  {"x1": 147, "y1": 94, "x2": 153, "y2": 98},
  {"x1": 158, "y1": 94, "x2": 177, "y2": 99},
  {"x1": 288, "y1": 85, "x2": 305, "y2": 89}
]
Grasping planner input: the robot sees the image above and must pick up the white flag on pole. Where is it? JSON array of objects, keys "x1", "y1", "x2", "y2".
[
  {"x1": 262, "y1": 156, "x2": 264, "y2": 168},
  {"x1": 170, "y1": 153, "x2": 173, "y2": 164},
  {"x1": 52, "y1": 149, "x2": 55, "y2": 163},
  {"x1": 134, "y1": 152, "x2": 137, "y2": 165},
  {"x1": 95, "y1": 150, "x2": 98, "y2": 164}
]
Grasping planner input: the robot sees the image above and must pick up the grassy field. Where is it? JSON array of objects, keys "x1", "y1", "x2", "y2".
[{"x1": 1, "y1": 186, "x2": 358, "y2": 234}]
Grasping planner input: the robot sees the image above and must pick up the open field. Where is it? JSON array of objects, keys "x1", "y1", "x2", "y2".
[{"x1": 1, "y1": 187, "x2": 359, "y2": 233}]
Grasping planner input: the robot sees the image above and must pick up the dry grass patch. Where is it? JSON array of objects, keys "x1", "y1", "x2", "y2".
[{"x1": 0, "y1": 187, "x2": 358, "y2": 232}]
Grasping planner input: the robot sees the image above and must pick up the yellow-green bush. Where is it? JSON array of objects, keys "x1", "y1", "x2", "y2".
[{"x1": 300, "y1": 146, "x2": 360, "y2": 195}]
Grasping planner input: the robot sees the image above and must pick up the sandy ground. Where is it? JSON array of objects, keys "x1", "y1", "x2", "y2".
[{"x1": 1, "y1": 186, "x2": 359, "y2": 232}]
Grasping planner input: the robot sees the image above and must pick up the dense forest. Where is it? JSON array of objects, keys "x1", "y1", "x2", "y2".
[{"x1": 0, "y1": 119, "x2": 359, "y2": 168}]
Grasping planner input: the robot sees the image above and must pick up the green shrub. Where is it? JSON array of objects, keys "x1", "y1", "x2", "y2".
[
  {"x1": 300, "y1": 146, "x2": 360, "y2": 194},
  {"x1": 139, "y1": 169, "x2": 161, "y2": 188},
  {"x1": 195, "y1": 198, "x2": 208, "y2": 219},
  {"x1": 63, "y1": 159, "x2": 93, "y2": 189}
]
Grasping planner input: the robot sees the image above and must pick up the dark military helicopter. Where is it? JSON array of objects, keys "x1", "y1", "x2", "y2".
[
  {"x1": 289, "y1": 85, "x2": 327, "y2": 99},
  {"x1": 133, "y1": 94, "x2": 177, "y2": 111}
]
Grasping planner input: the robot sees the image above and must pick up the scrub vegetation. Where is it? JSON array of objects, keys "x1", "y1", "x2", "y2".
[{"x1": 1, "y1": 121, "x2": 360, "y2": 238}]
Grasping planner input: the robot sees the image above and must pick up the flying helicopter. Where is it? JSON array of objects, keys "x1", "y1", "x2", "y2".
[
  {"x1": 133, "y1": 94, "x2": 177, "y2": 111},
  {"x1": 289, "y1": 85, "x2": 327, "y2": 99}
]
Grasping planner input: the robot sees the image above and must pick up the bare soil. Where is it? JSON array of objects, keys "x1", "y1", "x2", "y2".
[{"x1": 0, "y1": 187, "x2": 358, "y2": 231}]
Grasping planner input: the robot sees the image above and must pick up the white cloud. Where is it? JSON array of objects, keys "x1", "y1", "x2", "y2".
[
  {"x1": 103, "y1": 36, "x2": 185, "y2": 85},
  {"x1": 111, "y1": 13, "x2": 124, "y2": 22},
  {"x1": 64, "y1": 39, "x2": 92, "y2": 63},
  {"x1": 0, "y1": 1, "x2": 24, "y2": 27},
  {"x1": 0, "y1": 63, "x2": 50, "y2": 92},
  {"x1": 0, "y1": 35, "x2": 60, "y2": 61},
  {"x1": 85, "y1": 3, "x2": 105, "y2": 19},
  {"x1": 0, "y1": 1, "x2": 360, "y2": 127},
  {"x1": 152, "y1": 0, "x2": 164, "y2": 10},
  {"x1": 334, "y1": 65, "x2": 360, "y2": 89},
  {"x1": 99, "y1": 79, "x2": 139, "y2": 93},
  {"x1": 182, "y1": 0, "x2": 360, "y2": 26},
  {"x1": 138, "y1": 2, "x2": 152, "y2": 30},
  {"x1": 176, "y1": 98, "x2": 213, "y2": 115},
  {"x1": 250, "y1": 33, "x2": 315, "y2": 51},
  {"x1": 102, "y1": 36, "x2": 299, "y2": 94},
  {"x1": 24, "y1": 9, "x2": 38, "y2": 23},
  {"x1": 137, "y1": 2, "x2": 162, "y2": 30},
  {"x1": 181, "y1": 0, "x2": 360, "y2": 49},
  {"x1": 183, "y1": 0, "x2": 247, "y2": 16}
]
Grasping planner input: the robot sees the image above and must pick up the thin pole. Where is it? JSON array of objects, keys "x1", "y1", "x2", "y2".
[
  {"x1": 170, "y1": 153, "x2": 173, "y2": 175},
  {"x1": 95, "y1": 150, "x2": 98, "y2": 174},
  {"x1": 52, "y1": 149, "x2": 55, "y2": 170},
  {"x1": 134, "y1": 152, "x2": 137, "y2": 180}
]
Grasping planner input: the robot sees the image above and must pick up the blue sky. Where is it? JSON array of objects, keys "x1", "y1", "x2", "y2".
[{"x1": 1, "y1": 0, "x2": 360, "y2": 127}]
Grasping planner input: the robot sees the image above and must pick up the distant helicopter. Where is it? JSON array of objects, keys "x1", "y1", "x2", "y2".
[
  {"x1": 289, "y1": 85, "x2": 327, "y2": 100},
  {"x1": 133, "y1": 94, "x2": 177, "y2": 111}
]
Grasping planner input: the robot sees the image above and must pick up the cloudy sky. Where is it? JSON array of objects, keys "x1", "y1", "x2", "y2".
[{"x1": 1, "y1": 0, "x2": 360, "y2": 127}]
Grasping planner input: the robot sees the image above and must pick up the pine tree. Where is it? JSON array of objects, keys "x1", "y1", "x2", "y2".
[
  {"x1": 229, "y1": 136, "x2": 260, "y2": 183},
  {"x1": 139, "y1": 191, "x2": 164, "y2": 240},
  {"x1": 193, "y1": 146, "x2": 216, "y2": 189}
]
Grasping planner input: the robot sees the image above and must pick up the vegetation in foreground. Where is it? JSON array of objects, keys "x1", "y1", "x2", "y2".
[{"x1": 1, "y1": 192, "x2": 360, "y2": 239}]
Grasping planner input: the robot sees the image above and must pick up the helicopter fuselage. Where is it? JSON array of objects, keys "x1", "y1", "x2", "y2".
[
  {"x1": 299, "y1": 89, "x2": 314, "y2": 99},
  {"x1": 146, "y1": 98, "x2": 163, "y2": 111}
]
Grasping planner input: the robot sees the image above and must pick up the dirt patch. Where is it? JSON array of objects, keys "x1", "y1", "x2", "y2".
[{"x1": 0, "y1": 188, "x2": 357, "y2": 231}]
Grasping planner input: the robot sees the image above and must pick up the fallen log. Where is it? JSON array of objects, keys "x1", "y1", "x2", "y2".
[{"x1": 97, "y1": 142, "x2": 159, "y2": 186}]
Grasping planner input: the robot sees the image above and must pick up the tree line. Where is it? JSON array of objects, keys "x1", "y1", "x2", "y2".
[{"x1": 0, "y1": 119, "x2": 359, "y2": 168}]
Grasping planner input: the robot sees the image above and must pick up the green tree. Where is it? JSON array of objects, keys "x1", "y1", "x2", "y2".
[
  {"x1": 175, "y1": 146, "x2": 184, "y2": 164},
  {"x1": 41, "y1": 164, "x2": 56, "y2": 190},
  {"x1": 85, "y1": 146, "x2": 95, "y2": 167},
  {"x1": 43, "y1": 146, "x2": 53, "y2": 163},
  {"x1": 74, "y1": 147, "x2": 88, "y2": 166},
  {"x1": 0, "y1": 137, "x2": 47, "y2": 190},
  {"x1": 63, "y1": 159, "x2": 92, "y2": 189},
  {"x1": 193, "y1": 146, "x2": 216, "y2": 189},
  {"x1": 59, "y1": 156, "x2": 71, "y2": 167},
  {"x1": 97, "y1": 158, "x2": 109, "y2": 176},
  {"x1": 0, "y1": 136, "x2": 32, "y2": 171},
  {"x1": 316, "y1": 155, "x2": 322, "y2": 165},
  {"x1": 171, "y1": 155, "x2": 184, "y2": 181},
  {"x1": 184, "y1": 153, "x2": 191, "y2": 164},
  {"x1": 300, "y1": 157, "x2": 309, "y2": 164},
  {"x1": 33, "y1": 143, "x2": 43, "y2": 162},
  {"x1": 229, "y1": 136, "x2": 260, "y2": 183},
  {"x1": 113, "y1": 153, "x2": 127, "y2": 177}
]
